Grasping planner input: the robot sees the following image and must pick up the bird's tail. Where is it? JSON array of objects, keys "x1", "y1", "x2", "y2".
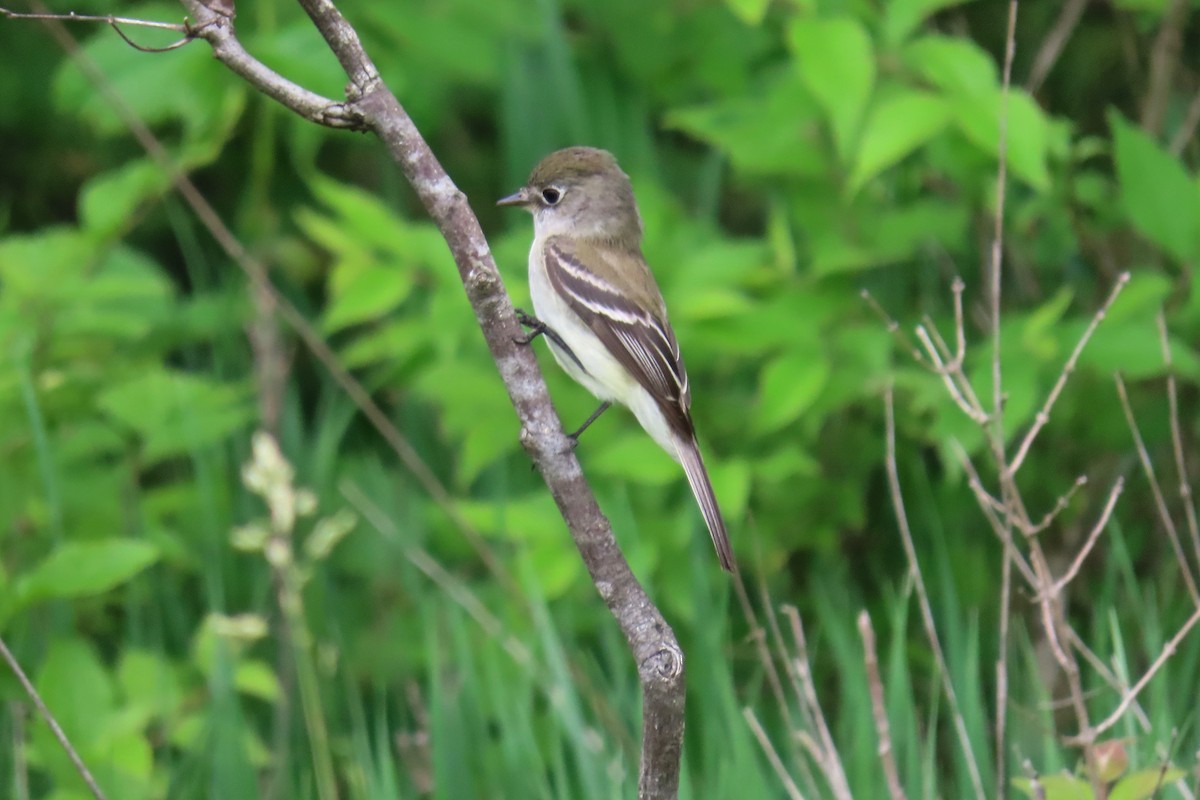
[{"x1": 676, "y1": 437, "x2": 736, "y2": 572}]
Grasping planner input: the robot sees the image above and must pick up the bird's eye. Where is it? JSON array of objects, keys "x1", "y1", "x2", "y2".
[{"x1": 541, "y1": 187, "x2": 562, "y2": 205}]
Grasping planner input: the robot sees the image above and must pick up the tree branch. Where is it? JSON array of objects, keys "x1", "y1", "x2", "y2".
[{"x1": 175, "y1": 1, "x2": 686, "y2": 795}]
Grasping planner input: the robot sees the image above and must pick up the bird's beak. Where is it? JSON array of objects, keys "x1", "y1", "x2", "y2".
[{"x1": 496, "y1": 187, "x2": 528, "y2": 207}]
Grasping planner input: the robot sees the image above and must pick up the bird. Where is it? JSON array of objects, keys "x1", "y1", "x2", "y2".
[{"x1": 498, "y1": 146, "x2": 735, "y2": 572}]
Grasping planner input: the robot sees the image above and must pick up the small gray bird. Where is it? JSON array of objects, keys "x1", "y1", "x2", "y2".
[{"x1": 499, "y1": 147, "x2": 735, "y2": 572}]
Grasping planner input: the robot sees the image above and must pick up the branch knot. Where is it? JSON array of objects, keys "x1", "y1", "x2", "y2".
[{"x1": 642, "y1": 642, "x2": 684, "y2": 681}]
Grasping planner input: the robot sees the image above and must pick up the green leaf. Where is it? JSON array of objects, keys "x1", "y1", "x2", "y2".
[
  {"x1": 1104, "y1": 270, "x2": 1173, "y2": 324},
  {"x1": 118, "y1": 649, "x2": 183, "y2": 726},
  {"x1": 952, "y1": 88, "x2": 1051, "y2": 190},
  {"x1": 1111, "y1": 111, "x2": 1200, "y2": 261},
  {"x1": 79, "y1": 159, "x2": 172, "y2": 239},
  {"x1": 788, "y1": 17, "x2": 875, "y2": 163},
  {"x1": 884, "y1": 0, "x2": 973, "y2": 46},
  {"x1": 723, "y1": 0, "x2": 770, "y2": 25},
  {"x1": 414, "y1": 360, "x2": 515, "y2": 484},
  {"x1": 34, "y1": 638, "x2": 114, "y2": 751},
  {"x1": 235, "y1": 660, "x2": 282, "y2": 702},
  {"x1": 1076, "y1": 321, "x2": 1200, "y2": 379},
  {"x1": 321, "y1": 264, "x2": 413, "y2": 333},
  {"x1": 17, "y1": 540, "x2": 159, "y2": 606},
  {"x1": 1011, "y1": 774, "x2": 1091, "y2": 800},
  {"x1": 1022, "y1": 288, "x2": 1073, "y2": 359},
  {"x1": 1109, "y1": 767, "x2": 1186, "y2": 800},
  {"x1": 849, "y1": 90, "x2": 951, "y2": 192},
  {"x1": 755, "y1": 352, "x2": 830, "y2": 433},
  {"x1": 665, "y1": 71, "x2": 826, "y2": 177},
  {"x1": 708, "y1": 457, "x2": 751, "y2": 521},
  {"x1": 338, "y1": 319, "x2": 429, "y2": 368},
  {"x1": 97, "y1": 369, "x2": 255, "y2": 462},
  {"x1": 903, "y1": 35, "x2": 998, "y2": 96}
]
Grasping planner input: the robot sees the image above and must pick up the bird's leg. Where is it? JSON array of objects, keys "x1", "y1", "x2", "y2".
[
  {"x1": 566, "y1": 402, "x2": 611, "y2": 444},
  {"x1": 513, "y1": 308, "x2": 586, "y2": 372},
  {"x1": 513, "y1": 308, "x2": 550, "y2": 345}
]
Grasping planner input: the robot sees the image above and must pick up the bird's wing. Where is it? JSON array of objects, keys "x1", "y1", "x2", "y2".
[{"x1": 543, "y1": 237, "x2": 693, "y2": 437}]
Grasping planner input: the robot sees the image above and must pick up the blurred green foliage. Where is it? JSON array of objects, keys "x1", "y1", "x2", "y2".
[{"x1": 2, "y1": 0, "x2": 1200, "y2": 797}]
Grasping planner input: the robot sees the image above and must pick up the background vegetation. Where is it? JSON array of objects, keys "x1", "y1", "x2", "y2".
[{"x1": 1, "y1": 0, "x2": 1199, "y2": 797}]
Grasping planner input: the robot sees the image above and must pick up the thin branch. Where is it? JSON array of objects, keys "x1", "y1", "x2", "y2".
[
  {"x1": 995, "y1": 548, "x2": 1012, "y2": 800},
  {"x1": 0, "y1": 636, "x2": 107, "y2": 800},
  {"x1": 1115, "y1": 373, "x2": 1200, "y2": 605},
  {"x1": 108, "y1": 19, "x2": 192, "y2": 52},
  {"x1": 1049, "y1": 477, "x2": 1124, "y2": 595},
  {"x1": 860, "y1": 289, "x2": 924, "y2": 364},
  {"x1": 736, "y1": 573, "x2": 819, "y2": 792},
  {"x1": 915, "y1": 324, "x2": 989, "y2": 424},
  {"x1": 744, "y1": 708, "x2": 807, "y2": 800},
  {"x1": 1168, "y1": 85, "x2": 1200, "y2": 156},
  {"x1": 951, "y1": 443, "x2": 1038, "y2": 585},
  {"x1": 1025, "y1": 0, "x2": 1090, "y2": 94},
  {"x1": 858, "y1": 610, "x2": 906, "y2": 800},
  {"x1": 1070, "y1": 603, "x2": 1200, "y2": 741},
  {"x1": 733, "y1": 573, "x2": 798, "y2": 741},
  {"x1": 884, "y1": 387, "x2": 986, "y2": 800},
  {"x1": 1066, "y1": 629, "x2": 1153, "y2": 732},
  {"x1": 0, "y1": 6, "x2": 188, "y2": 29},
  {"x1": 177, "y1": 5, "x2": 365, "y2": 129},
  {"x1": 342, "y1": 481, "x2": 533, "y2": 668},
  {"x1": 1140, "y1": 0, "x2": 1187, "y2": 136},
  {"x1": 1029, "y1": 475, "x2": 1088, "y2": 536},
  {"x1": 989, "y1": 0, "x2": 1018, "y2": 432},
  {"x1": 1009, "y1": 272, "x2": 1131, "y2": 474},
  {"x1": 781, "y1": 607, "x2": 853, "y2": 800},
  {"x1": 1158, "y1": 312, "x2": 1200, "y2": 570}
]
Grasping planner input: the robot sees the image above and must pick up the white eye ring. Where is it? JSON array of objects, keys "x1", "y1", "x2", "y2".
[{"x1": 541, "y1": 186, "x2": 563, "y2": 205}]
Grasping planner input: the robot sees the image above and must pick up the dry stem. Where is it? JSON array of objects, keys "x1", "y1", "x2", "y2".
[
  {"x1": 884, "y1": 388, "x2": 986, "y2": 800},
  {"x1": 858, "y1": 610, "x2": 906, "y2": 800}
]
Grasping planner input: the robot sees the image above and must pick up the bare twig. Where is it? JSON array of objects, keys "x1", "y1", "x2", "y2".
[
  {"x1": 1026, "y1": 0, "x2": 1090, "y2": 94},
  {"x1": 915, "y1": 324, "x2": 989, "y2": 424},
  {"x1": 1009, "y1": 272, "x2": 1131, "y2": 474},
  {"x1": 733, "y1": 574, "x2": 798, "y2": 740},
  {"x1": 1029, "y1": 475, "x2": 1088, "y2": 535},
  {"x1": 951, "y1": 444, "x2": 1038, "y2": 585},
  {"x1": 0, "y1": 636, "x2": 107, "y2": 800},
  {"x1": 995, "y1": 549, "x2": 1012, "y2": 800},
  {"x1": 1049, "y1": 478, "x2": 1124, "y2": 595},
  {"x1": 741, "y1": 575, "x2": 821, "y2": 792},
  {"x1": 342, "y1": 481, "x2": 533, "y2": 667},
  {"x1": 1140, "y1": 0, "x2": 1187, "y2": 136},
  {"x1": 1065, "y1": 629, "x2": 1153, "y2": 731},
  {"x1": 1158, "y1": 313, "x2": 1200, "y2": 570},
  {"x1": 858, "y1": 610, "x2": 906, "y2": 800},
  {"x1": 0, "y1": 6, "x2": 189, "y2": 30},
  {"x1": 1069, "y1": 603, "x2": 1200, "y2": 741},
  {"x1": 860, "y1": 289, "x2": 924, "y2": 364},
  {"x1": 107, "y1": 19, "x2": 193, "y2": 52},
  {"x1": 744, "y1": 708, "x2": 807, "y2": 800},
  {"x1": 1168, "y1": 85, "x2": 1200, "y2": 156},
  {"x1": 989, "y1": 0, "x2": 1018, "y2": 431},
  {"x1": 781, "y1": 607, "x2": 854, "y2": 800},
  {"x1": 1114, "y1": 373, "x2": 1200, "y2": 605},
  {"x1": 884, "y1": 388, "x2": 986, "y2": 800}
]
